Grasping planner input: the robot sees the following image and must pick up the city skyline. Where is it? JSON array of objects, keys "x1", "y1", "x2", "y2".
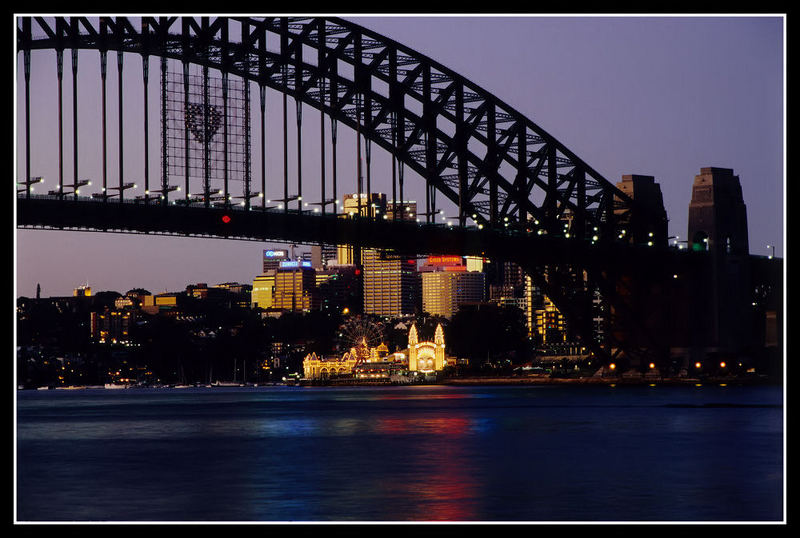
[{"x1": 15, "y1": 15, "x2": 784, "y2": 298}]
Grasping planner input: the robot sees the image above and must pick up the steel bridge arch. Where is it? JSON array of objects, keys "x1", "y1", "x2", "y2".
[
  {"x1": 17, "y1": 15, "x2": 664, "y2": 243},
  {"x1": 18, "y1": 15, "x2": 681, "y2": 368}
]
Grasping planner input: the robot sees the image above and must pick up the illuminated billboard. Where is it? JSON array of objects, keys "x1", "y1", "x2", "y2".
[
  {"x1": 427, "y1": 255, "x2": 463, "y2": 266},
  {"x1": 264, "y1": 249, "x2": 289, "y2": 259},
  {"x1": 279, "y1": 261, "x2": 312, "y2": 269}
]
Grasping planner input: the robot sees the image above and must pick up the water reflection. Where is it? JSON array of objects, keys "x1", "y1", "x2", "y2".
[
  {"x1": 16, "y1": 385, "x2": 783, "y2": 522},
  {"x1": 374, "y1": 416, "x2": 471, "y2": 435}
]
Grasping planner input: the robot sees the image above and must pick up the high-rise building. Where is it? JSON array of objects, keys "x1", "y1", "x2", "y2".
[
  {"x1": 273, "y1": 260, "x2": 319, "y2": 312},
  {"x1": 464, "y1": 256, "x2": 486, "y2": 273},
  {"x1": 488, "y1": 261, "x2": 526, "y2": 311},
  {"x1": 251, "y1": 273, "x2": 276, "y2": 309},
  {"x1": 311, "y1": 244, "x2": 338, "y2": 269},
  {"x1": 316, "y1": 264, "x2": 363, "y2": 314},
  {"x1": 534, "y1": 295, "x2": 568, "y2": 345},
  {"x1": 419, "y1": 255, "x2": 485, "y2": 318},
  {"x1": 358, "y1": 198, "x2": 420, "y2": 318},
  {"x1": 90, "y1": 309, "x2": 134, "y2": 344},
  {"x1": 422, "y1": 269, "x2": 486, "y2": 319},
  {"x1": 263, "y1": 249, "x2": 289, "y2": 274},
  {"x1": 362, "y1": 249, "x2": 419, "y2": 318},
  {"x1": 337, "y1": 193, "x2": 388, "y2": 265}
]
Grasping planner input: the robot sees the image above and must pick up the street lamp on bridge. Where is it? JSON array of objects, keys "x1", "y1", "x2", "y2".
[
  {"x1": 18, "y1": 176, "x2": 43, "y2": 195},
  {"x1": 50, "y1": 178, "x2": 91, "y2": 197},
  {"x1": 103, "y1": 182, "x2": 137, "y2": 199}
]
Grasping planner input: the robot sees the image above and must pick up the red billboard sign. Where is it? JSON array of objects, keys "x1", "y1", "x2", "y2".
[{"x1": 427, "y1": 255, "x2": 462, "y2": 266}]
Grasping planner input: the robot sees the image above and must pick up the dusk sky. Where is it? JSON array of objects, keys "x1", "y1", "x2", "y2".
[{"x1": 15, "y1": 15, "x2": 784, "y2": 298}]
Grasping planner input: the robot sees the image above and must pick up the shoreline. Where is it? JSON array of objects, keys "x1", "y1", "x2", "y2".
[
  {"x1": 439, "y1": 375, "x2": 780, "y2": 387},
  {"x1": 297, "y1": 374, "x2": 780, "y2": 388},
  {"x1": 20, "y1": 375, "x2": 780, "y2": 391}
]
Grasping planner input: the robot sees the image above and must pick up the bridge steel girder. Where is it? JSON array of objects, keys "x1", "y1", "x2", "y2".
[
  {"x1": 17, "y1": 16, "x2": 665, "y2": 241},
  {"x1": 17, "y1": 16, "x2": 675, "y2": 367},
  {"x1": 18, "y1": 196, "x2": 686, "y2": 275}
]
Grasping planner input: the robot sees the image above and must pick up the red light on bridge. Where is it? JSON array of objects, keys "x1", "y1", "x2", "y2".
[{"x1": 221, "y1": 215, "x2": 231, "y2": 224}]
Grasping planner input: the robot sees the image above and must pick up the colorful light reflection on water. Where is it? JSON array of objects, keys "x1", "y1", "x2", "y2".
[{"x1": 16, "y1": 384, "x2": 783, "y2": 522}]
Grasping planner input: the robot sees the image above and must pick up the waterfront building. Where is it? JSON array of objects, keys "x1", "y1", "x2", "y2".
[
  {"x1": 303, "y1": 350, "x2": 360, "y2": 379},
  {"x1": 302, "y1": 322, "x2": 451, "y2": 380},
  {"x1": 273, "y1": 260, "x2": 319, "y2": 312},
  {"x1": 407, "y1": 323, "x2": 448, "y2": 373}
]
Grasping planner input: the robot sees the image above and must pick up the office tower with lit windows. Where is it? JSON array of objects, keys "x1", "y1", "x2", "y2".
[
  {"x1": 488, "y1": 261, "x2": 526, "y2": 311},
  {"x1": 387, "y1": 200, "x2": 417, "y2": 222},
  {"x1": 362, "y1": 249, "x2": 419, "y2": 318},
  {"x1": 422, "y1": 268, "x2": 486, "y2": 319},
  {"x1": 273, "y1": 260, "x2": 319, "y2": 312},
  {"x1": 419, "y1": 255, "x2": 486, "y2": 318},
  {"x1": 251, "y1": 273, "x2": 276, "y2": 310},
  {"x1": 263, "y1": 249, "x2": 289, "y2": 274},
  {"x1": 359, "y1": 198, "x2": 420, "y2": 317},
  {"x1": 90, "y1": 308, "x2": 135, "y2": 344},
  {"x1": 336, "y1": 193, "x2": 388, "y2": 265},
  {"x1": 534, "y1": 295, "x2": 569, "y2": 345}
]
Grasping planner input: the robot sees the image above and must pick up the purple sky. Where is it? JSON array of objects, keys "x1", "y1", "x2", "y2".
[{"x1": 15, "y1": 15, "x2": 784, "y2": 298}]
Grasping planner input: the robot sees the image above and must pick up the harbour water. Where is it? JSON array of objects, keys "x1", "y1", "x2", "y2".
[{"x1": 16, "y1": 383, "x2": 783, "y2": 522}]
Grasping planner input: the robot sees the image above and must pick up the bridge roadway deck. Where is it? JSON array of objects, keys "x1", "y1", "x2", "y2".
[{"x1": 18, "y1": 195, "x2": 697, "y2": 275}]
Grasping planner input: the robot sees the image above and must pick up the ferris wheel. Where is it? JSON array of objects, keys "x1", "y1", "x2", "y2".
[{"x1": 336, "y1": 316, "x2": 386, "y2": 351}]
